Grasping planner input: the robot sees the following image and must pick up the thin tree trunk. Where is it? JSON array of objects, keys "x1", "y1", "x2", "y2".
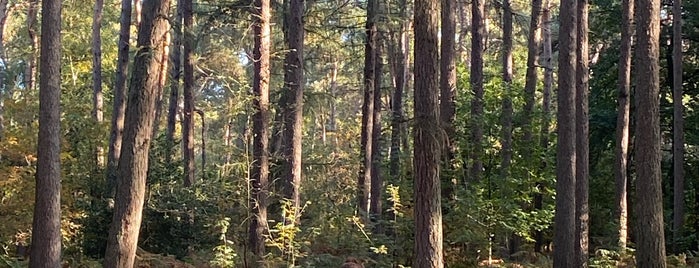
[
  {"x1": 0, "y1": 0, "x2": 10, "y2": 141},
  {"x1": 196, "y1": 108, "x2": 206, "y2": 178},
  {"x1": 92, "y1": 0, "x2": 105, "y2": 168},
  {"x1": 672, "y1": 0, "x2": 684, "y2": 254},
  {"x1": 106, "y1": 0, "x2": 134, "y2": 198},
  {"x1": 553, "y1": 0, "x2": 577, "y2": 266},
  {"x1": 359, "y1": 0, "x2": 377, "y2": 219},
  {"x1": 281, "y1": 0, "x2": 304, "y2": 225},
  {"x1": 440, "y1": 0, "x2": 456, "y2": 201},
  {"x1": 535, "y1": 0, "x2": 553, "y2": 253},
  {"x1": 370, "y1": 38, "x2": 383, "y2": 232},
  {"x1": 166, "y1": 0, "x2": 182, "y2": 163},
  {"x1": 250, "y1": 0, "x2": 271, "y2": 254},
  {"x1": 24, "y1": 0, "x2": 38, "y2": 91},
  {"x1": 413, "y1": 0, "x2": 442, "y2": 266},
  {"x1": 182, "y1": 0, "x2": 195, "y2": 187},
  {"x1": 614, "y1": 0, "x2": 633, "y2": 250},
  {"x1": 500, "y1": 0, "x2": 513, "y2": 182},
  {"x1": 103, "y1": 0, "x2": 170, "y2": 265},
  {"x1": 152, "y1": 32, "x2": 170, "y2": 137},
  {"x1": 469, "y1": 0, "x2": 485, "y2": 182},
  {"x1": 634, "y1": 0, "x2": 666, "y2": 265},
  {"x1": 29, "y1": 0, "x2": 61, "y2": 265},
  {"x1": 575, "y1": 0, "x2": 589, "y2": 265},
  {"x1": 522, "y1": 0, "x2": 541, "y2": 162},
  {"x1": 388, "y1": 1, "x2": 408, "y2": 187}
]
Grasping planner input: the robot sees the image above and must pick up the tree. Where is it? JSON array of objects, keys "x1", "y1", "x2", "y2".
[
  {"x1": 166, "y1": 0, "x2": 183, "y2": 163},
  {"x1": 388, "y1": 0, "x2": 408, "y2": 188},
  {"x1": 440, "y1": 0, "x2": 456, "y2": 167},
  {"x1": 634, "y1": 0, "x2": 666, "y2": 265},
  {"x1": 29, "y1": 0, "x2": 61, "y2": 265},
  {"x1": 500, "y1": 0, "x2": 513, "y2": 181},
  {"x1": 370, "y1": 34, "x2": 383, "y2": 229},
  {"x1": 281, "y1": 0, "x2": 304, "y2": 222},
  {"x1": 182, "y1": 0, "x2": 195, "y2": 186},
  {"x1": 92, "y1": 0, "x2": 104, "y2": 167},
  {"x1": 106, "y1": 0, "x2": 134, "y2": 198},
  {"x1": 575, "y1": 0, "x2": 590, "y2": 265},
  {"x1": 536, "y1": 0, "x2": 553, "y2": 253},
  {"x1": 249, "y1": 0, "x2": 271, "y2": 257},
  {"x1": 0, "y1": 0, "x2": 9, "y2": 140},
  {"x1": 470, "y1": 0, "x2": 485, "y2": 182},
  {"x1": 413, "y1": 0, "x2": 443, "y2": 266},
  {"x1": 615, "y1": 0, "x2": 633, "y2": 251},
  {"x1": 554, "y1": 0, "x2": 577, "y2": 266},
  {"x1": 359, "y1": 0, "x2": 377, "y2": 218},
  {"x1": 24, "y1": 0, "x2": 38, "y2": 91},
  {"x1": 103, "y1": 0, "x2": 171, "y2": 265},
  {"x1": 672, "y1": 0, "x2": 684, "y2": 253}
]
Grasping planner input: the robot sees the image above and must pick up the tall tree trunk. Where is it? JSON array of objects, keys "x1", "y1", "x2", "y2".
[
  {"x1": 672, "y1": 0, "x2": 684, "y2": 254},
  {"x1": 182, "y1": 0, "x2": 195, "y2": 187},
  {"x1": 103, "y1": 0, "x2": 170, "y2": 265},
  {"x1": 553, "y1": 0, "x2": 577, "y2": 266},
  {"x1": 575, "y1": 0, "x2": 589, "y2": 265},
  {"x1": 634, "y1": 0, "x2": 666, "y2": 265},
  {"x1": 413, "y1": 0, "x2": 442, "y2": 266},
  {"x1": 615, "y1": 0, "x2": 633, "y2": 251},
  {"x1": 92, "y1": 0, "x2": 105, "y2": 168},
  {"x1": 0, "y1": 0, "x2": 9, "y2": 141},
  {"x1": 370, "y1": 38, "x2": 383, "y2": 232},
  {"x1": 106, "y1": 0, "x2": 134, "y2": 198},
  {"x1": 388, "y1": 1, "x2": 408, "y2": 187},
  {"x1": 359, "y1": 0, "x2": 377, "y2": 218},
  {"x1": 249, "y1": 0, "x2": 271, "y2": 256},
  {"x1": 469, "y1": 0, "x2": 485, "y2": 182},
  {"x1": 281, "y1": 0, "x2": 304, "y2": 224},
  {"x1": 535, "y1": 0, "x2": 553, "y2": 253},
  {"x1": 166, "y1": 0, "x2": 183, "y2": 163},
  {"x1": 501, "y1": 0, "x2": 517, "y2": 256},
  {"x1": 440, "y1": 0, "x2": 456, "y2": 200},
  {"x1": 457, "y1": 0, "x2": 469, "y2": 63},
  {"x1": 151, "y1": 32, "x2": 170, "y2": 138},
  {"x1": 29, "y1": 0, "x2": 61, "y2": 265},
  {"x1": 24, "y1": 0, "x2": 38, "y2": 91}
]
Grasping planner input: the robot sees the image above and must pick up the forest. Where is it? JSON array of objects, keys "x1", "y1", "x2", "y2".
[{"x1": 0, "y1": 0, "x2": 697, "y2": 266}]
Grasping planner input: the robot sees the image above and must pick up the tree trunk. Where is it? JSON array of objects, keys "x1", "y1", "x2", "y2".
[
  {"x1": 370, "y1": 38, "x2": 383, "y2": 232},
  {"x1": 440, "y1": 0, "x2": 456, "y2": 201},
  {"x1": 413, "y1": 0, "x2": 443, "y2": 266},
  {"x1": 166, "y1": 0, "x2": 182, "y2": 163},
  {"x1": 535, "y1": 0, "x2": 553, "y2": 253},
  {"x1": 522, "y1": 0, "x2": 541, "y2": 167},
  {"x1": 103, "y1": 0, "x2": 170, "y2": 265},
  {"x1": 469, "y1": 0, "x2": 485, "y2": 182},
  {"x1": 500, "y1": 0, "x2": 513, "y2": 181},
  {"x1": 388, "y1": 0, "x2": 408, "y2": 190},
  {"x1": 196, "y1": 108, "x2": 206, "y2": 179},
  {"x1": 575, "y1": 0, "x2": 589, "y2": 265},
  {"x1": 553, "y1": 0, "x2": 577, "y2": 267},
  {"x1": 29, "y1": 0, "x2": 61, "y2": 265},
  {"x1": 281, "y1": 0, "x2": 304, "y2": 223},
  {"x1": 0, "y1": 0, "x2": 9, "y2": 141},
  {"x1": 672, "y1": 0, "x2": 684, "y2": 254},
  {"x1": 106, "y1": 0, "x2": 134, "y2": 198},
  {"x1": 359, "y1": 0, "x2": 377, "y2": 219},
  {"x1": 151, "y1": 32, "x2": 170, "y2": 138},
  {"x1": 92, "y1": 0, "x2": 105, "y2": 168},
  {"x1": 24, "y1": 0, "x2": 38, "y2": 91},
  {"x1": 634, "y1": 0, "x2": 666, "y2": 265},
  {"x1": 182, "y1": 0, "x2": 195, "y2": 187},
  {"x1": 249, "y1": 0, "x2": 271, "y2": 256}
]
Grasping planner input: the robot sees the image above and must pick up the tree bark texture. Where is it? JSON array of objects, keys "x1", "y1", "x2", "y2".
[
  {"x1": 182, "y1": 0, "x2": 195, "y2": 187},
  {"x1": 103, "y1": 0, "x2": 170, "y2": 265},
  {"x1": 24, "y1": 0, "x2": 38, "y2": 91},
  {"x1": 370, "y1": 38, "x2": 383, "y2": 230},
  {"x1": 166, "y1": 0, "x2": 183, "y2": 163},
  {"x1": 440, "y1": 0, "x2": 456, "y2": 167},
  {"x1": 281, "y1": 0, "x2": 304, "y2": 222},
  {"x1": 522, "y1": 0, "x2": 542, "y2": 162},
  {"x1": 92, "y1": 0, "x2": 105, "y2": 167},
  {"x1": 106, "y1": 0, "x2": 134, "y2": 198},
  {"x1": 575, "y1": 0, "x2": 589, "y2": 265},
  {"x1": 388, "y1": 1, "x2": 408, "y2": 185},
  {"x1": 615, "y1": 0, "x2": 633, "y2": 250},
  {"x1": 634, "y1": 0, "x2": 666, "y2": 265},
  {"x1": 536, "y1": 0, "x2": 553, "y2": 253},
  {"x1": 29, "y1": 0, "x2": 61, "y2": 265},
  {"x1": 250, "y1": 0, "x2": 271, "y2": 257},
  {"x1": 413, "y1": 0, "x2": 443, "y2": 267},
  {"x1": 553, "y1": 0, "x2": 577, "y2": 267},
  {"x1": 359, "y1": 0, "x2": 377, "y2": 218},
  {"x1": 469, "y1": 0, "x2": 485, "y2": 182},
  {"x1": 0, "y1": 0, "x2": 9, "y2": 141},
  {"x1": 672, "y1": 0, "x2": 684, "y2": 253},
  {"x1": 500, "y1": 0, "x2": 513, "y2": 180}
]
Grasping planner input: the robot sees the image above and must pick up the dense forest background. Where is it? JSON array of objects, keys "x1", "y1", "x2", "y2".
[{"x1": 0, "y1": 0, "x2": 697, "y2": 266}]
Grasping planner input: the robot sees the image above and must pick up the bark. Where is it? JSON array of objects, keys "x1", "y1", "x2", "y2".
[
  {"x1": 359, "y1": 0, "x2": 377, "y2": 218},
  {"x1": 469, "y1": 0, "x2": 485, "y2": 182},
  {"x1": 29, "y1": 0, "x2": 61, "y2": 265},
  {"x1": 0, "y1": 0, "x2": 9, "y2": 141},
  {"x1": 553, "y1": 0, "x2": 577, "y2": 266},
  {"x1": 575, "y1": 0, "x2": 589, "y2": 265},
  {"x1": 440, "y1": 0, "x2": 456, "y2": 165},
  {"x1": 103, "y1": 0, "x2": 170, "y2": 265},
  {"x1": 413, "y1": 0, "x2": 443, "y2": 266},
  {"x1": 535, "y1": 0, "x2": 553, "y2": 253},
  {"x1": 92, "y1": 0, "x2": 105, "y2": 168},
  {"x1": 370, "y1": 38, "x2": 383, "y2": 232},
  {"x1": 24, "y1": 0, "x2": 38, "y2": 91},
  {"x1": 106, "y1": 0, "x2": 134, "y2": 198},
  {"x1": 672, "y1": 0, "x2": 684, "y2": 253},
  {"x1": 249, "y1": 0, "x2": 271, "y2": 256},
  {"x1": 615, "y1": 0, "x2": 633, "y2": 251},
  {"x1": 457, "y1": 0, "x2": 469, "y2": 63},
  {"x1": 500, "y1": 0, "x2": 513, "y2": 180},
  {"x1": 166, "y1": 0, "x2": 183, "y2": 163},
  {"x1": 152, "y1": 32, "x2": 170, "y2": 137},
  {"x1": 634, "y1": 0, "x2": 666, "y2": 265},
  {"x1": 281, "y1": 0, "x2": 304, "y2": 223},
  {"x1": 522, "y1": 0, "x2": 542, "y2": 161},
  {"x1": 182, "y1": 0, "x2": 195, "y2": 187},
  {"x1": 388, "y1": 1, "x2": 408, "y2": 187}
]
